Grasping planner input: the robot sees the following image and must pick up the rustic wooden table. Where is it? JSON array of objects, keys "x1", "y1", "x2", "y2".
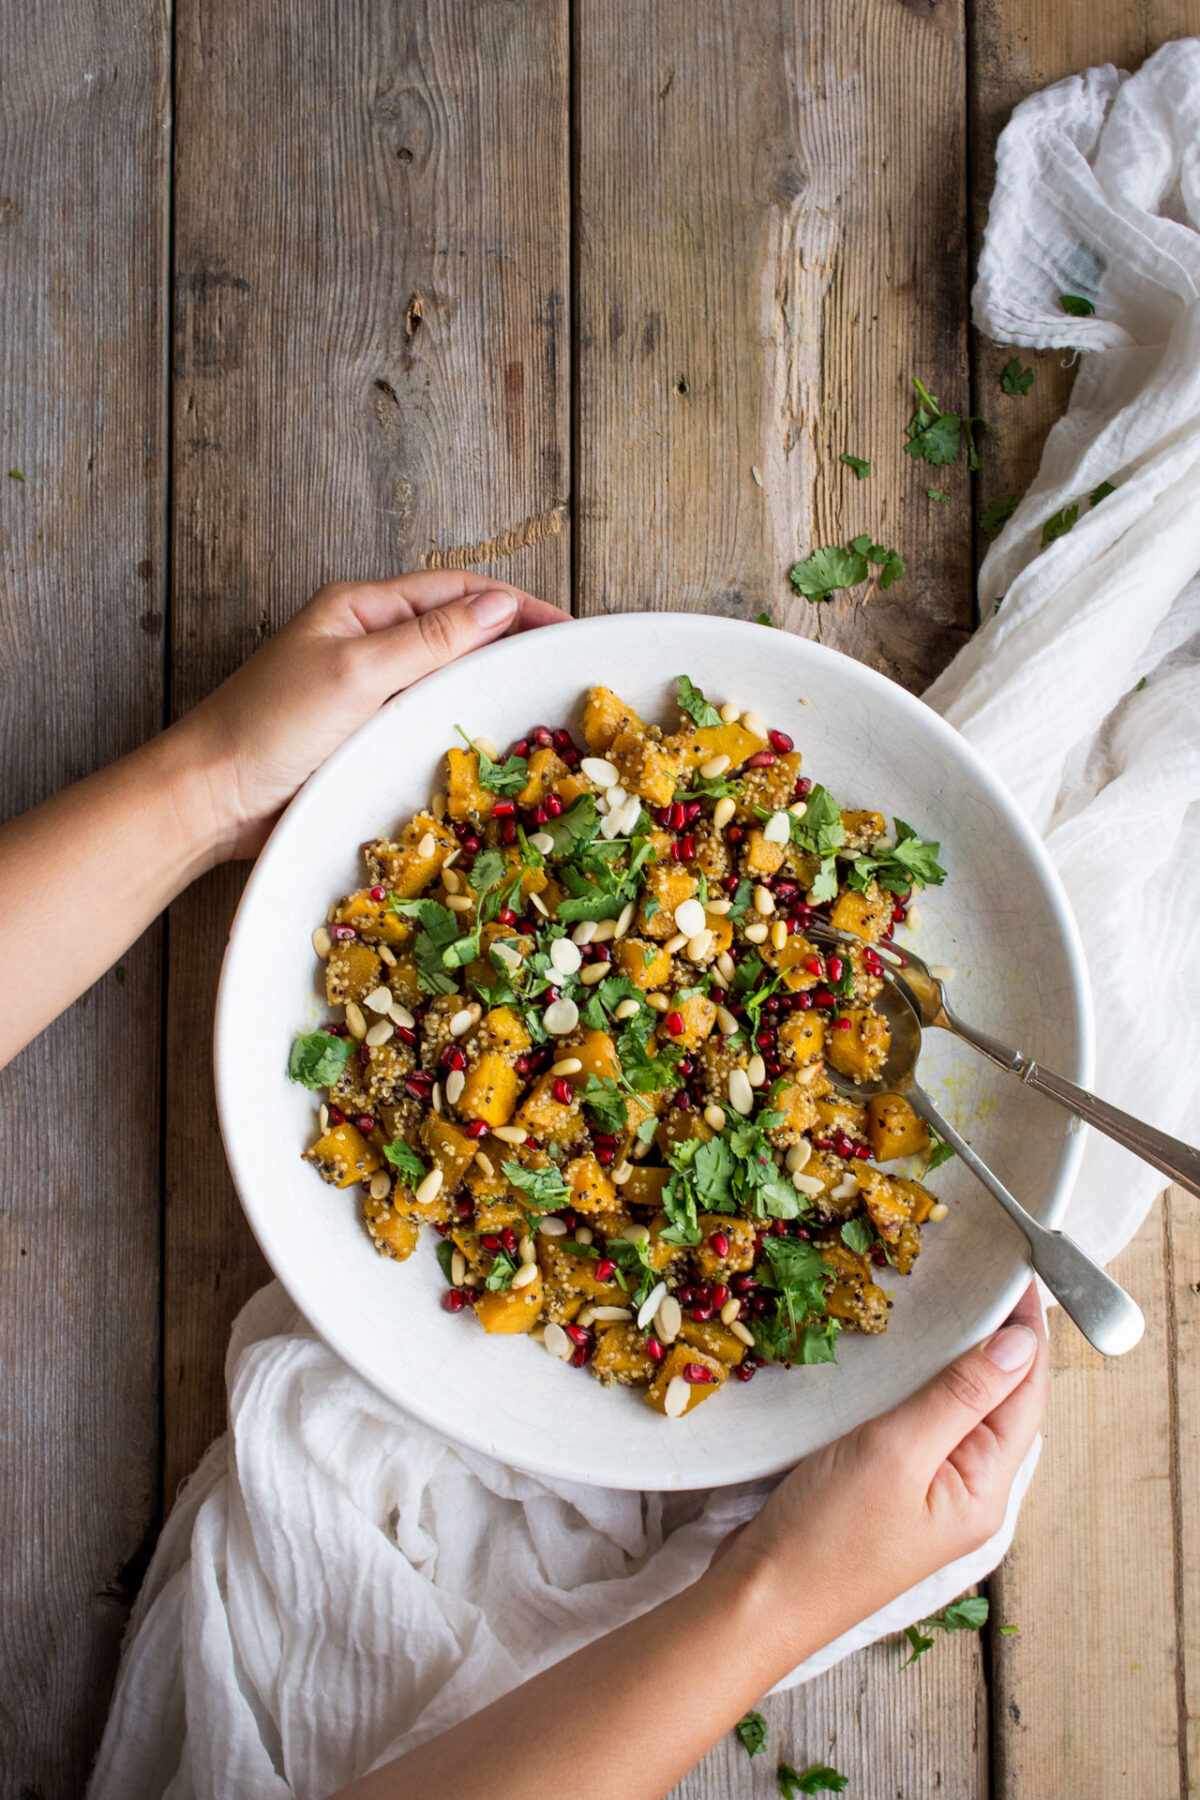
[{"x1": 2, "y1": 3, "x2": 1196, "y2": 1795}]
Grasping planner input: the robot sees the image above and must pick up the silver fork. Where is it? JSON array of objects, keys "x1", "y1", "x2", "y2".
[{"x1": 809, "y1": 922, "x2": 1200, "y2": 1201}]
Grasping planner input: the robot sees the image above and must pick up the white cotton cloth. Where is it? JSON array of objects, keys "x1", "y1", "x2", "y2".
[{"x1": 89, "y1": 40, "x2": 1200, "y2": 1799}]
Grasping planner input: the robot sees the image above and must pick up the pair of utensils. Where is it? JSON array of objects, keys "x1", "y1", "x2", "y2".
[{"x1": 812, "y1": 925, "x2": 1200, "y2": 1357}]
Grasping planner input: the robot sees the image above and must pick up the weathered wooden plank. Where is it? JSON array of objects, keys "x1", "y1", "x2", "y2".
[
  {"x1": 165, "y1": 0, "x2": 571, "y2": 1499},
  {"x1": 0, "y1": 3, "x2": 169, "y2": 1793},
  {"x1": 990, "y1": 1213, "x2": 1181, "y2": 1797},
  {"x1": 574, "y1": 0, "x2": 974, "y2": 692}
]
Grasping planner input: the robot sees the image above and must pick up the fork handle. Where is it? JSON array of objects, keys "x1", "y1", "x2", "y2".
[
  {"x1": 942, "y1": 1011, "x2": 1200, "y2": 1201},
  {"x1": 907, "y1": 1084, "x2": 1145, "y2": 1358}
]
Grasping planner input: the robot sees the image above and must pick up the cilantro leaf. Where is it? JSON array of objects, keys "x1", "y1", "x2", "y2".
[
  {"x1": 455, "y1": 725, "x2": 528, "y2": 797},
  {"x1": 677, "y1": 675, "x2": 722, "y2": 728},
  {"x1": 541, "y1": 795, "x2": 600, "y2": 859},
  {"x1": 840, "y1": 453, "x2": 871, "y2": 479},
  {"x1": 927, "y1": 487, "x2": 949, "y2": 502},
  {"x1": 926, "y1": 1134, "x2": 956, "y2": 1172},
  {"x1": 979, "y1": 493, "x2": 1019, "y2": 537},
  {"x1": 435, "y1": 1238, "x2": 458, "y2": 1284},
  {"x1": 735, "y1": 1713, "x2": 768, "y2": 1758},
  {"x1": 1059, "y1": 293, "x2": 1095, "y2": 316},
  {"x1": 288, "y1": 1030, "x2": 356, "y2": 1091},
  {"x1": 1089, "y1": 479, "x2": 1116, "y2": 507},
  {"x1": 846, "y1": 818, "x2": 945, "y2": 895},
  {"x1": 1000, "y1": 357, "x2": 1034, "y2": 395},
  {"x1": 582, "y1": 1073, "x2": 629, "y2": 1134},
  {"x1": 779, "y1": 1764, "x2": 848, "y2": 1796},
  {"x1": 691, "y1": 1136, "x2": 737, "y2": 1208},
  {"x1": 848, "y1": 534, "x2": 905, "y2": 589},
  {"x1": 799, "y1": 1317, "x2": 841, "y2": 1364},
  {"x1": 755, "y1": 610, "x2": 775, "y2": 627},
  {"x1": 902, "y1": 1623, "x2": 935, "y2": 1666},
  {"x1": 942, "y1": 1595, "x2": 990, "y2": 1631},
  {"x1": 905, "y1": 376, "x2": 991, "y2": 472},
  {"x1": 1041, "y1": 502, "x2": 1079, "y2": 548},
  {"x1": 500, "y1": 1161, "x2": 570, "y2": 1210},
  {"x1": 840, "y1": 1217, "x2": 874, "y2": 1255},
  {"x1": 383, "y1": 1139, "x2": 428, "y2": 1184},
  {"x1": 484, "y1": 1248, "x2": 518, "y2": 1291},
  {"x1": 788, "y1": 545, "x2": 868, "y2": 603}
]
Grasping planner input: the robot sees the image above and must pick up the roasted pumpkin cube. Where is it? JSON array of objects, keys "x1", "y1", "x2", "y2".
[
  {"x1": 362, "y1": 1200, "x2": 420, "y2": 1261},
  {"x1": 446, "y1": 747, "x2": 496, "y2": 822},
  {"x1": 481, "y1": 1005, "x2": 532, "y2": 1056},
  {"x1": 736, "y1": 751, "x2": 805, "y2": 820},
  {"x1": 582, "y1": 685, "x2": 644, "y2": 752},
  {"x1": 613, "y1": 937, "x2": 673, "y2": 988},
  {"x1": 672, "y1": 719, "x2": 764, "y2": 772},
  {"x1": 421, "y1": 1114, "x2": 478, "y2": 1191},
  {"x1": 518, "y1": 747, "x2": 572, "y2": 805},
  {"x1": 840, "y1": 809, "x2": 886, "y2": 851},
  {"x1": 815, "y1": 1096, "x2": 868, "y2": 1140},
  {"x1": 325, "y1": 939, "x2": 383, "y2": 1006},
  {"x1": 536, "y1": 1240, "x2": 627, "y2": 1304},
  {"x1": 366, "y1": 812, "x2": 457, "y2": 897},
  {"x1": 780, "y1": 1013, "x2": 826, "y2": 1065},
  {"x1": 386, "y1": 957, "x2": 422, "y2": 1009},
  {"x1": 460, "y1": 1050, "x2": 522, "y2": 1128},
  {"x1": 762, "y1": 931, "x2": 821, "y2": 985},
  {"x1": 767, "y1": 1076, "x2": 821, "y2": 1142},
  {"x1": 663, "y1": 991, "x2": 717, "y2": 1052},
  {"x1": 891, "y1": 1174, "x2": 939, "y2": 1224},
  {"x1": 591, "y1": 1323, "x2": 657, "y2": 1387},
  {"x1": 645, "y1": 1343, "x2": 726, "y2": 1415},
  {"x1": 643, "y1": 1212, "x2": 690, "y2": 1274},
  {"x1": 866, "y1": 1093, "x2": 930, "y2": 1162},
  {"x1": 654, "y1": 1105, "x2": 714, "y2": 1159},
  {"x1": 854, "y1": 1168, "x2": 910, "y2": 1243},
  {"x1": 564, "y1": 1154, "x2": 618, "y2": 1215},
  {"x1": 561, "y1": 1027, "x2": 621, "y2": 1088},
  {"x1": 637, "y1": 864, "x2": 697, "y2": 938},
  {"x1": 330, "y1": 890, "x2": 413, "y2": 946},
  {"x1": 475, "y1": 1270, "x2": 544, "y2": 1333},
  {"x1": 622, "y1": 1167, "x2": 668, "y2": 1210},
  {"x1": 514, "y1": 1073, "x2": 587, "y2": 1147},
  {"x1": 826, "y1": 1008, "x2": 891, "y2": 1083},
  {"x1": 678, "y1": 1316, "x2": 747, "y2": 1366},
  {"x1": 303, "y1": 1122, "x2": 381, "y2": 1188},
  {"x1": 608, "y1": 728, "x2": 684, "y2": 810},
  {"x1": 693, "y1": 1213, "x2": 758, "y2": 1277},
  {"x1": 829, "y1": 881, "x2": 893, "y2": 942},
  {"x1": 742, "y1": 830, "x2": 786, "y2": 878}
]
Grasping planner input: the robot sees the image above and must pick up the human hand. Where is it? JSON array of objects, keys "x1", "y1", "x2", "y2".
[
  {"x1": 165, "y1": 571, "x2": 566, "y2": 864},
  {"x1": 718, "y1": 1283, "x2": 1048, "y2": 1658}
]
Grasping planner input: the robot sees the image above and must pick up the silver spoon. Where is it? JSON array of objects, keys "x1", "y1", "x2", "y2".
[
  {"x1": 810, "y1": 923, "x2": 1200, "y2": 1202},
  {"x1": 820, "y1": 978, "x2": 1145, "y2": 1357}
]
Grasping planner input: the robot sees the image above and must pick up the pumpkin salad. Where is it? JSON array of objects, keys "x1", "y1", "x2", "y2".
[{"x1": 290, "y1": 678, "x2": 950, "y2": 1419}]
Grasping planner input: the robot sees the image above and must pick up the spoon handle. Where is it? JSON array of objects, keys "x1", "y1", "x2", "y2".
[
  {"x1": 907, "y1": 1084, "x2": 1145, "y2": 1358},
  {"x1": 940, "y1": 1007, "x2": 1200, "y2": 1202}
]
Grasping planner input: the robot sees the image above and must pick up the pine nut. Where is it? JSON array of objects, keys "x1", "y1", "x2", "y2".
[
  {"x1": 592, "y1": 1304, "x2": 632, "y2": 1321},
  {"x1": 415, "y1": 1168, "x2": 444, "y2": 1207},
  {"x1": 705, "y1": 898, "x2": 732, "y2": 916},
  {"x1": 492, "y1": 1124, "x2": 527, "y2": 1145},
  {"x1": 365, "y1": 1019, "x2": 395, "y2": 1048},
  {"x1": 719, "y1": 702, "x2": 742, "y2": 724},
  {"x1": 417, "y1": 831, "x2": 436, "y2": 858},
  {"x1": 730, "y1": 1320, "x2": 756, "y2": 1347},
  {"x1": 369, "y1": 1169, "x2": 391, "y2": 1201},
  {"x1": 623, "y1": 1223, "x2": 651, "y2": 1246},
  {"x1": 519, "y1": 1234, "x2": 537, "y2": 1264},
  {"x1": 449, "y1": 1008, "x2": 474, "y2": 1037},
  {"x1": 907, "y1": 903, "x2": 923, "y2": 929},
  {"x1": 431, "y1": 1083, "x2": 443, "y2": 1114},
  {"x1": 345, "y1": 1001, "x2": 367, "y2": 1040},
  {"x1": 365, "y1": 985, "x2": 393, "y2": 1014},
  {"x1": 592, "y1": 918, "x2": 617, "y2": 942},
  {"x1": 704, "y1": 1103, "x2": 727, "y2": 1131},
  {"x1": 647, "y1": 992, "x2": 670, "y2": 1011},
  {"x1": 530, "y1": 891, "x2": 550, "y2": 917},
  {"x1": 611, "y1": 1159, "x2": 633, "y2": 1184},
  {"x1": 790, "y1": 800, "x2": 808, "y2": 818},
  {"x1": 614, "y1": 998, "x2": 641, "y2": 1020},
  {"x1": 431, "y1": 790, "x2": 448, "y2": 821},
  {"x1": 637, "y1": 1281, "x2": 668, "y2": 1329},
  {"x1": 551, "y1": 1057, "x2": 583, "y2": 1076},
  {"x1": 312, "y1": 925, "x2": 332, "y2": 959},
  {"x1": 785, "y1": 1141, "x2": 812, "y2": 1173},
  {"x1": 687, "y1": 929, "x2": 714, "y2": 962},
  {"x1": 474, "y1": 1151, "x2": 494, "y2": 1177},
  {"x1": 580, "y1": 962, "x2": 610, "y2": 985},
  {"x1": 443, "y1": 846, "x2": 461, "y2": 868},
  {"x1": 747, "y1": 1054, "x2": 767, "y2": 1087},
  {"x1": 390, "y1": 1002, "x2": 415, "y2": 1028},
  {"x1": 442, "y1": 866, "x2": 461, "y2": 893},
  {"x1": 664, "y1": 931, "x2": 688, "y2": 954},
  {"x1": 728, "y1": 1068, "x2": 754, "y2": 1115},
  {"x1": 720, "y1": 1297, "x2": 741, "y2": 1325},
  {"x1": 763, "y1": 810, "x2": 790, "y2": 845},
  {"x1": 770, "y1": 920, "x2": 788, "y2": 951},
  {"x1": 929, "y1": 1202, "x2": 949, "y2": 1222},
  {"x1": 445, "y1": 1069, "x2": 466, "y2": 1104},
  {"x1": 743, "y1": 920, "x2": 768, "y2": 944},
  {"x1": 713, "y1": 795, "x2": 737, "y2": 830},
  {"x1": 543, "y1": 1321, "x2": 571, "y2": 1358},
  {"x1": 742, "y1": 710, "x2": 768, "y2": 740},
  {"x1": 447, "y1": 894, "x2": 474, "y2": 913},
  {"x1": 451, "y1": 1249, "x2": 467, "y2": 1286},
  {"x1": 664, "y1": 1375, "x2": 691, "y2": 1417},
  {"x1": 656, "y1": 1294, "x2": 683, "y2": 1343},
  {"x1": 574, "y1": 1225, "x2": 594, "y2": 1245},
  {"x1": 715, "y1": 1006, "x2": 738, "y2": 1036},
  {"x1": 754, "y1": 885, "x2": 775, "y2": 915},
  {"x1": 572, "y1": 919, "x2": 598, "y2": 945},
  {"x1": 614, "y1": 901, "x2": 635, "y2": 939},
  {"x1": 699, "y1": 753, "x2": 731, "y2": 779},
  {"x1": 580, "y1": 756, "x2": 619, "y2": 788},
  {"x1": 377, "y1": 944, "x2": 397, "y2": 967},
  {"x1": 529, "y1": 831, "x2": 555, "y2": 854},
  {"x1": 472, "y1": 735, "x2": 499, "y2": 761},
  {"x1": 319, "y1": 1103, "x2": 329, "y2": 1132},
  {"x1": 511, "y1": 1262, "x2": 539, "y2": 1290},
  {"x1": 716, "y1": 951, "x2": 736, "y2": 984},
  {"x1": 538, "y1": 1215, "x2": 569, "y2": 1237}
]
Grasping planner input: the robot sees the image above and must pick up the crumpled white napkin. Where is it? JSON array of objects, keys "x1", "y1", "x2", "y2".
[{"x1": 89, "y1": 39, "x2": 1200, "y2": 1800}]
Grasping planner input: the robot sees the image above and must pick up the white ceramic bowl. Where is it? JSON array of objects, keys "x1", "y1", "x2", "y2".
[{"x1": 215, "y1": 614, "x2": 1092, "y2": 1491}]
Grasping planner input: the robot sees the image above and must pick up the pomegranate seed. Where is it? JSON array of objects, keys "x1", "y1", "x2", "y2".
[
  {"x1": 368, "y1": 885, "x2": 386, "y2": 903},
  {"x1": 711, "y1": 1282, "x2": 730, "y2": 1309},
  {"x1": 464, "y1": 1119, "x2": 489, "y2": 1139},
  {"x1": 870, "y1": 1245, "x2": 887, "y2": 1267},
  {"x1": 325, "y1": 1021, "x2": 349, "y2": 1037},
  {"x1": 690, "y1": 1303, "x2": 714, "y2": 1321},
  {"x1": 755, "y1": 1028, "x2": 774, "y2": 1049},
  {"x1": 514, "y1": 1054, "x2": 532, "y2": 1076},
  {"x1": 571, "y1": 1345, "x2": 590, "y2": 1368},
  {"x1": 491, "y1": 798, "x2": 516, "y2": 818},
  {"x1": 882, "y1": 922, "x2": 895, "y2": 940},
  {"x1": 496, "y1": 906, "x2": 518, "y2": 928},
  {"x1": 565, "y1": 1324, "x2": 589, "y2": 1346},
  {"x1": 731, "y1": 1273, "x2": 755, "y2": 1295},
  {"x1": 553, "y1": 1077, "x2": 572, "y2": 1105},
  {"x1": 795, "y1": 992, "x2": 813, "y2": 1010},
  {"x1": 679, "y1": 833, "x2": 695, "y2": 861},
  {"x1": 553, "y1": 728, "x2": 574, "y2": 750},
  {"x1": 769, "y1": 1219, "x2": 788, "y2": 1235},
  {"x1": 329, "y1": 923, "x2": 358, "y2": 942},
  {"x1": 685, "y1": 800, "x2": 703, "y2": 823},
  {"x1": 434, "y1": 1220, "x2": 450, "y2": 1237},
  {"x1": 814, "y1": 989, "x2": 835, "y2": 1008},
  {"x1": 456, "y1": 1195, "x2": 473, "y2": 1216},
  {"x1": 773, "y1": 879, "x2": 799, "y2": 901},
  {"x1": 666, "y1": 1011, "x2": 685, "y2": 1036},
  {"x1": 670, "y1": 801, "x2": 688, "y2": 830},
  {"x1": 804, "y1": 956, "x2": 823, "y2": 977},
  {"x1": 595, "y1": 1256, "x2": 616, "y2": 1281},
  {"x1": 512, "y1": 738, "x2": 529, "y2": 758},
  {"x1": 326, "y1": 1106, "x2": 345, "y2": 1126},
  {"x1": 595, "y1": 1142, "x2": 615, "y2": 1164},
  {"x1": 832, "y1": 1017, "x2": 852, "y2": 1030},
  {"x1": 501, "y1": 819, "x2": 517, "y2": 844},
  {"x1": 677, "y1": 1055, "x2": 695, "y2": 1077},
  {"x1": 682, "y1": 1362, "x2": 713, "y2": 1383},
  {"x1": 645, "y1": 1336, "x2": 665, "y2": 1363},
  {"x1": 404, "y1": 1079, "x2": 428, "y2": 1101},
  {"x1": 356, "y1": 1114, "x2": 376, "y2": 1134},
  {"x1": 726, "y1": 824, "x2": 744, "y2": 845},
  {"x1": 441, "y1": 1045, "x2": 467, "y2": 1071},
  {"x1": 863, "y1": 949, "x2": 883, "y2": 972},
  {"x1": 592, "y1": 1131, "x2": 617, "y2": 1146},
  {"x1": 708, "y1": 1230, "x2": 730, "y2": 1257},
  {"x1": 766, "y1": 1057, "x2": 783, "y2": 1076},
  {"x1": 747, "y1": 750, "x2": 776, "y2": 769},
  {"x1": 733, "y1": 1361, "x2": 757, "y2": 1380},
  {"x1": 544, "y1": 793, "x2": 564, "y2": 818},
  {"x1": 532, "y1": 726, "x2": 553, "y2": 748},
  {"x1": 854, "y1": 1142, "x2": 871, "y2": 1159},
  {"x1": 562, "y1": 1208, "x2": 579, "y2": 1229},
  {"x1": 442, "y1": 1289, "x2": 467, "y2": 1312},
  {"x1": 674, "y1": 1091, "x2": 692, "y2": 1113},
  {"x1": 532, "y1": 804, "x2": 548, "y2": 825},
  {"x1": 795, "y1": 777, "x2": 812, "y2": 798},
  {"x1": 828, "y1": 955, "x2": 845, "y2": 982},
  {"x1": 394, "y1": 1025, "x2": 417, "y2": 1046},
  {"x1": 501, "y1": 1228, "x2": 518, "y2": 1255},
  {"x1": 481, "y1": 1233, "x2": 500, "y2": 1250},
  {"x1": 768, "y1": 729, "x2": 794, "y2": 753},
  {"x1": 462, "y1": 834, "x2": 482, "y2": 855},
  {"x1": 893, "y1": 904, "x2": 908, "y2": 923}
]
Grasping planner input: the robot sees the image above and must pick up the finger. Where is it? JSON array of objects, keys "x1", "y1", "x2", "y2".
[
  {"x1": 948, "y1": 1285, "x2": 1049, "y2": 1494},
  {"x1": 316, "y1": 571, "x2": 549, "y2": 637},
  {"x1": 346, "y1": 588, "x2": 522, "y2": 696},
  {"x1": 887, "y1": 1306, "x2": 1040, "y2": 1477},
  {"x1": 510, "y1": 594, "x2": 571, "y2": 633}
]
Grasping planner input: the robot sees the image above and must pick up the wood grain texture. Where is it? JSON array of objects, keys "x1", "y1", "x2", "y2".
[
  {"x1": 164, "y1": 0, "x2": 571, "y2": 1498},
  {"x1": 0, "y1": 2, "x2": 170, "y2": 1793},
  {"x1": 574, "y1": 0, "x2": 974, "y2": 691}
]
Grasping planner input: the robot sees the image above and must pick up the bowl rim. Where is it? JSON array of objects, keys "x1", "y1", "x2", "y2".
[{"x1": 213, "y1": 613, "x2": 1094, "y2": 1485}]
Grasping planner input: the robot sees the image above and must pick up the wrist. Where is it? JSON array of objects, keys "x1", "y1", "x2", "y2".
[
  {"x1": 137, "y1": 719, "x2": 241, "y2": 880},
  {"x1": 693, "y1": 1535, "x2": 831, "y2": 1683}
]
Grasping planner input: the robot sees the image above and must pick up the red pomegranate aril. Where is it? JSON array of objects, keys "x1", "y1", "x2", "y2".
[
  {"x1": 481, "y1": 1233, "x2": 500, "y2": 1250},
  {"x1": 710, "y1": 1282, "x2": 730, "y2": 1309},
  {"x1": 746, "y1": 750, "x2": 776, "y2": 769},
  {"x1": 870, "y1": 1245, "x2": 888, "y2": 1267},
  {"x1": 795, "y1": 992, "x2": 813, "y2": 1011},
  {"x1": 442, "y1": 1289, "x2": 467, "y2": 1313},
  {"x1": 456, "y1": 1195, "x2": 473, "y2": 1216},
  {"x1": 544, "y1": 793, "x2": 564, "y2": 818},
  {"x1": 731, "y1": 1273, "x2": 755, "y2": 1295},
  {"x1": 773, "y1": 878, "x2": 799, "y2": 901},
  {"x1": 595, "y1": 1142, "x2": 616, "y2": 1164},
  {"x1": 532, "y1": 725, "x2": 554, "y2": 748},
  {"x1": 755, "y1": 1028, "x2": 774, "y2": 1050},
  {"x1": 462, "y1": 834, "x2": 482, "y2": 855},
  {"x1": 496, "y1": 906, "x2": 519, "y2": 928},
  {"x1": 768, "y1": 729, "x2": 794, "y2": 754},
  {"x1": 666, "y1": 1010, "x2": 685, "y2": 1037},
  {"x1": 814, "y1": 988, "x2": 835, "y2": 1009},
  {"x1": 766, "y1": 1057, "x2": 784, "y2": 1077},
  {"x1": 394, "y1": 1025, "x2": 417, "y2": 1046},
  {"x1": 794, "y1": 776, "x2": 813, "y2": 798},
  {"x1": 553, "y1": 728, "x2": 574, "y2": 751},
  {"x1": 355, "y1": 1114, "x2": 376, "y2": 1134},
  {"x1": 708, "y1": 1230, "x2": 730, "y2": 1258},
  {"x1": 769, "y1": 1218, "x2": 788, "y2": 1236},
  {"x1": 491, "y1": 798, "x2": 516, "y2": 818},
  {"x1": 670, "y1": 800, "x2": 688, "y2": 830},
  {"x1": 570, "y1": 1345, "x2": 590, "y2": 1369},
  {"x1": 512, "y1": 738, "x2": 529, "y2": 758},
  {"x1": 500, "y1": 819, "x2": 516, "y2": 844},
  {"x1": 726, "y1": 824, "x2": 744, "y2": 845},
  {"x1": 325, "y1": 1021, "x2": 350, "y2": 1037},
  {"x1": 367, "y1": 884, "x2": 387, "y2": 903},
  {"x1": 326, "y1": 1105, "x2": 345, "y2": 1126},
  {"x1": 854, "y1": 1142, "x2": 871, "y2": 1159},
  {"x1": 679, "y1": 833, "x2": 695, "y2": 861},
  {"x1": 828, "y1": 955, "x2": 845, "y2": 982},
  {"x1": 832, "y1": 1017, "x2": 852, "y2": 1031},
  {"x1": 892, "y1": 903, "x2": 908, "y2": 923},
  {"x1": 565, "y1": 1324, "x2": 589, "y2": 1346},
  {"x1": 464, "y1": 1119, "x2": 489, "y2": 1139},
  {"x1": 685, "y1": 800, "x2": 703, "y2": 823},
  {"x1": 553, "y1": 1077, "x2": 573, "y2": 1105},
  {"x1": 733, "y1": 1361, "x2": 757, "y2": 1381},
  {"x1": 532, "y1": 804, "x2": 548, "y2": 825},
  {"x1": 682, "y1": 1362, "x2": 713, "y2": 1384},
  {"x1": 645, "y1": 1336, "x2": 665, "y2": 1363},
  {"x1": 501, "y1": 1228, "x2": 518, "y2": 1256},
  {"x1": 594, "y1": 1256, "x2": 616, "y2": 1281},
  {"x1": 329, "y1": 923, "x2": 358, "y2": 942}
]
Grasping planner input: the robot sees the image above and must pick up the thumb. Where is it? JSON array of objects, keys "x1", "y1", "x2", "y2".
[
  {"x1": 890, "y1": 1319, "x2": 1038, "y2": 1472},
  {"x1": 357, "y1": 588, "x2": 519, "y2": 695}
]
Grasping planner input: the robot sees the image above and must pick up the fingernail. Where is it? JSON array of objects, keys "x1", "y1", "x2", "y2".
[
  {"x1": 469, "y1": 589, "x2": 518, "y2": 630},
  {"x1": 985, "y1": 1324, "x2": 1036, "y2": 1371}
]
